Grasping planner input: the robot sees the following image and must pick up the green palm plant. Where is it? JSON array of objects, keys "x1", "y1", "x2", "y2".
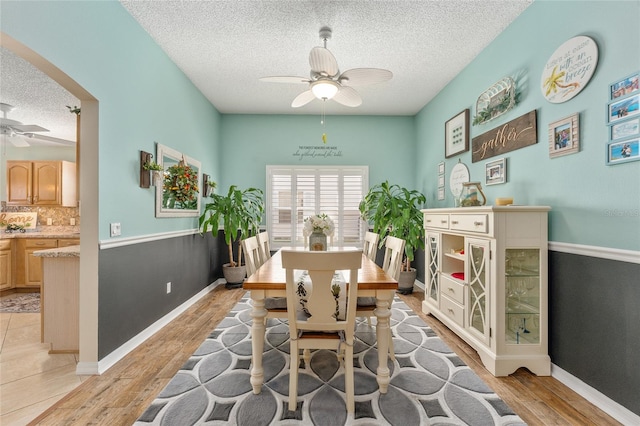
[
  {"x1": 359, "y1": 181, "x2": 426, "y2": 272},
  {"x1": 199, "y1": 185, "x2": 264, "y2": 268}
]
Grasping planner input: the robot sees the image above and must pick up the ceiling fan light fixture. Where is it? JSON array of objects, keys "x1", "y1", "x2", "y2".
[{"x1": 311, "y1": 80, "x2": 339, "y2": 100}]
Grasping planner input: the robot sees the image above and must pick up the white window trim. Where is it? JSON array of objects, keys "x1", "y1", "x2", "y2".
[{"x1": 266, "y1": 165, "x2": 369, "y2": 249}]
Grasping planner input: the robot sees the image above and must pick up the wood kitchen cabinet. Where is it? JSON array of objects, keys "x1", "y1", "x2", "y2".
[
  {"x1": 6, "y1": 160, "x2": 76, "y2": 207},
  {"x1": 13, "y1": 238, "x2": 79, "y2": 288},
  {"x1": 0, "y1": 240, "x2": 12, "y2": 290}
]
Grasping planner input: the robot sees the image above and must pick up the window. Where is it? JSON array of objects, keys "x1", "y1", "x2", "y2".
[{"x1": 266, "y1": 166, "x2": 369, "y2": 249}]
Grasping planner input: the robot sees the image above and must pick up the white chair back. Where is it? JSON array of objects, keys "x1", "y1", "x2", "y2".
[
  {"x1": 282, "y1": 249, "x2": 362, "y2": 413},
  {"x1": 256, "y1": 231, "x2": 271, "y2": 262},
  {"x1": 363, "y1": 231, "x2": 380, "y2": 261},
  {"x1": 382, "y1": 236, "x2": 405, "y2": 281},
  {"x1": 242, "y1": 236, "x2": 263, "y2": 277}
]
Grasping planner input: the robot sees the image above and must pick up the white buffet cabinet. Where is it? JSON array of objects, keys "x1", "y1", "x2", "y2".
[{"x1": 421, "y1": 206, "x2": 551, "y2": 376}]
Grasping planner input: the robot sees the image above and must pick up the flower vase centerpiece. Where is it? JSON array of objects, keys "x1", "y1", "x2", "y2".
[{"x1": 303, "y1": 213, "x2": 335, "y2": 251}]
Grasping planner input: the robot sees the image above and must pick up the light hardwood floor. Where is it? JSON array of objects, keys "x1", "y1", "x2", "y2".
[{"x1": 3, "y1": 286, "x2": 623, "y2": 425}]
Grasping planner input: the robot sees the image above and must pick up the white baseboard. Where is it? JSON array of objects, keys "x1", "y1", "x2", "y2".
[
  {"x1": 76, "y1": 279, "x2": 225, "y2": 376},
  {"x1": 551, "y1": 364, "x2": 640, "y2": 425}
]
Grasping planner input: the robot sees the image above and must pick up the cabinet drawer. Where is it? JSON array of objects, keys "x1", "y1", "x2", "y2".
[
  {"x1": 58, "y1": 239, "x2": 80, "y2": 247},
  {"x1": 440, "y1": 295, "x2": 465, "y2": 327},
  {"x1": 424, "y1": 214, "x2": 449, "y2": 229},
  {"x1": 26, "y1": 239, "x2": 57, "y2": 249},
  {"x1": 441, "y1": 275, "x2": 465, "y2": 304},
  {"x1": 0, "y1": 240, "x2": 11, "y2": 250},
  {"x1": 450, "y1": 214, "x2": 488, "y2": 234}
]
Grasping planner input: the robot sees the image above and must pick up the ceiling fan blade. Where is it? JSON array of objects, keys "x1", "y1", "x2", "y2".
[
  {"x1": 260, "y1": 76, "x2": 310, "y2": 84},
  {"x1": 309, "y1": 47, "x2": 339, "y2": 77},
  {"x1": 339, "y1": 68, "x2": 393, "y2": 86},
  {"x1": 23, "y1": 133, "x2": 75, "y2": 146},
  {"x1": 291, "y1": 90, "x2": 316, "y2": 108},
  {"x1": 8, "y1": 134, "x2": 31, "y2": 147},
  {"x1": 332, "y1": 86, "x2": 362, "y2": 107},
  {"x1": 12, "y1": 123, "x2": 49, "y2": 133}
]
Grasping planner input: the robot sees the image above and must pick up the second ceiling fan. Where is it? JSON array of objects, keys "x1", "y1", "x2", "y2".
[{"x1": 260, "y1": 27, "x2": 392, "y2": 108}]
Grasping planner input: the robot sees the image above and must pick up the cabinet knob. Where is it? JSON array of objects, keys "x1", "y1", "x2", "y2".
[
  {"x1": 426, "y1": 219, "x2": 431, "y2": 223},
  {"x1": 448, "y1": 287, "x2": 455, "y2": 292},
  {"x1": 441, "y1": 220, "x2": 447, "y2": 224},
  {"x1": 451, "y1": 220, "x2": 459, "y2": 225},
  {"x1": 447, "y1": 308, "x2": 454, "y2": 314},
  {"x1": 474, "y1": 221, "x2": 484, "y2": 226}
]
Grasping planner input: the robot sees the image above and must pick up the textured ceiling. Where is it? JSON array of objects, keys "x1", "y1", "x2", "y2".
[{"x1": 0, "y1": 0, "x2": 532, "y2": 146}]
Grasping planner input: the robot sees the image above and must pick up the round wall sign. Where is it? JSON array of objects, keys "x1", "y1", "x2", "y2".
[
  {"x1": 541, "y1": 36, "x2": 598, "y2": 103},
  {"x1": 449, "y1": 161, "x2": 470, "y2": 197}
]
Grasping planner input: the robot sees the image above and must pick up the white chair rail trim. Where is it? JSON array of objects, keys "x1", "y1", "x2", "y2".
[{"x1": 548, "y1": 241, "x2": 640, "y2": 265}]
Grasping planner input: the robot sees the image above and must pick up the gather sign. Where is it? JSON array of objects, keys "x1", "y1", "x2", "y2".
[
  {"x1": 0, "y1": 212, "x2": 38, "y2": 229},
  {"x1": 471, "y1": 110, "x2": 537, "y2": 163}
]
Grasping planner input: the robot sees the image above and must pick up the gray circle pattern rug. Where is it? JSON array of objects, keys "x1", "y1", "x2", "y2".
[{"x1": 135, "y1": 295, "x2": 525, "y2": 425}]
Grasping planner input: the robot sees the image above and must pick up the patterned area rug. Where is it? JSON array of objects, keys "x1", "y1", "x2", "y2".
[
  {"x1": 135, "y1": 295, "x2": 524, "y2": 425},
  {"x1": 0, "y1": 293, "x2": 40, "y2": 313}
]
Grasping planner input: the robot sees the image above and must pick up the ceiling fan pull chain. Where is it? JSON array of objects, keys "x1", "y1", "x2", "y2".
[{"x1": 321, "y1": 100, "x2": 327, "y2": 144}]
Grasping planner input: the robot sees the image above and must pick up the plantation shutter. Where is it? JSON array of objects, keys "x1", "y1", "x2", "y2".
[{"x1": 266, "y1": 166, "x2": 368, "y2": 249}]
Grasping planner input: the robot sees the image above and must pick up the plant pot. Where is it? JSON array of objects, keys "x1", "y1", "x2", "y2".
[
  {"x1": 397, "y1": 268, "x2": 417, "y2": 294},
  {"x1": 222, "y1": 263, "x2": 246, "y2": 288}
]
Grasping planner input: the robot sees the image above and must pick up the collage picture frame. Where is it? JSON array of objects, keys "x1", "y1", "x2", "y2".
[{"x1": 606, "y1": 71, "x2": 640, "y2": 165}]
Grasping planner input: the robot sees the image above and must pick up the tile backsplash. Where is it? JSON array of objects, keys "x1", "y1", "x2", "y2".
[{"x1": 1, "y1": 202, "x2": 80, "y2": 227}]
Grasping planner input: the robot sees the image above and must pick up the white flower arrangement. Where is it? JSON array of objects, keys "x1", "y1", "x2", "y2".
[{"x1": 303, "y1": 213, "x2": 335, "y2": 237}]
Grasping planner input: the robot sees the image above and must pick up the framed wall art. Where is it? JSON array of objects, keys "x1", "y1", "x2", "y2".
[
  {"x1": 610, "y1": 71, "x2": 639, "y2": 100},
  {"x1": 608, "y1": 94, "x2": 640, "y2": 124},
  {"x1": 610, "y1": 117, "x2": 640, "y2": 141},
  {"x1": 445, "y1": 109, "x2": 470, "y2": 158},
  {"x1": 606, "y1": 138, "x2": 639, "y2": 165},
  {"x1": 549, "y1": 113, "x2": 579, "y2": 158},
  {"x1": 485, "y1": 158, "x2": 506, "y2": 185}
]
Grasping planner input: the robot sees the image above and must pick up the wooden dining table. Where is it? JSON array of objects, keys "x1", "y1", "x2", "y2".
[{"x1": 243, "y1": 246, "x2": 398, "y2": 395}]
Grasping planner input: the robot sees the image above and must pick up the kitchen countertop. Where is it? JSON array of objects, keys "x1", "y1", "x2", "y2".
[
  {"x1": 33, "y1": 244, "x2": 80, "y2": 258},
  {"x1": 0, "y1": 226, "x2": 79, "y2": 240}
]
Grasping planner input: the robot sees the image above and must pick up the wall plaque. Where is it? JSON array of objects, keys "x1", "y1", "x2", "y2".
[
  {"x1": 0, "y1": 212, "x2": 38, "y2": 230},
  {"x1": 471, "y1": 110, "x2": 537, "y2": 163}
]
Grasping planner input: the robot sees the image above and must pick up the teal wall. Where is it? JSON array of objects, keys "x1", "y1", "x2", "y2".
[
  {"x1": 1, "y1": 0, "x2": 222, "y2": 240},
  {"x1": 219, "y1": 114, "x2": 415, "y2": 192},
  {"x1": 415, "y1": 0, "x2": 640, "y2": 251}
]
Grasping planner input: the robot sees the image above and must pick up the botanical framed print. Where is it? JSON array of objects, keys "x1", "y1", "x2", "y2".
[
  {"x1": 610, "y1": 72, "x2": 639, "y2": 100},
  {"x1": 485, "y1": 158, "x2": 506, "y2": 185},
  {"x1": 438, "y1": 161, "x2": 445, "y2": 175},
  {"x1": 437, "y1": 187, "x2": 445, "y2": 201},
  {"x1": 610, "y1": 117, "x2": 640, "y2": 141},
  {"x1": 445, "y1": 109, "x2": 470, "y2": 158},
  {"x1": 438, "y1": 175, "x2": 445, "y2": 187},
  {"x1": 549, "y1": 113, "x2": 579, "y2": 158},
  {"x1": 607, "y1": 138, "x2": 639, "y2": 165},
  {"x1": 608, "y1": 94, "x2": 640, "y2": 124}
]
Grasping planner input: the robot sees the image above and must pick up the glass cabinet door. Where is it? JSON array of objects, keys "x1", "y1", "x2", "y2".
[
  {"x1": 467, "y1": 238, "x2": 489, "y2": 343},
  {"x1": 426, "y1": 232, "x2": 440, "y2": 304},
  {"x1": 505, "y1": 248, "x2": 540, "y2": 345}
]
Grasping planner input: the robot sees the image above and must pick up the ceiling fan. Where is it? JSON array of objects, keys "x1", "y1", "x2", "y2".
[
  {"x1": 260, "y1": 27, "x2": 392, "y2": 108},
  {"x1": 0, "y1": 102, "x2": 51, "y2": 147}
]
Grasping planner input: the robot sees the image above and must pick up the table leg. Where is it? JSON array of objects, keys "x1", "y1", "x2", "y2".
[
  {"x1": 374, "y1": 290, "x2": 393, "y2": 394},
  {"x1": 249, "y1": 292, "x2": 267, "y2": 394}
]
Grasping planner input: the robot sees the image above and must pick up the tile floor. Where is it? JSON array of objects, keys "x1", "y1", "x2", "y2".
[{"x1": 0, "y1": 294, "x2": 88, "y2": 426}]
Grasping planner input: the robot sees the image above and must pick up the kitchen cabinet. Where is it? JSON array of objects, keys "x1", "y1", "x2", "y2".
[
  {"x1": 13, "y1": 238, "x2": 79, "y2": 288},
  {"x1": 6, "y1": 160, "x2": 76, "y2": 206},
  {"x1": 0, "y1": 240, "x2": 12, "y2": 290},
  {"x1": 422, "y1": 206, "x2": 550, "y2": 376}
]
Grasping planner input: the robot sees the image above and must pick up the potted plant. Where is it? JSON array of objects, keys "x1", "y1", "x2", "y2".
[
  {"x1": 142, "y1": 160, "x2": 164, "y2": 186},
  {"x1": 359, "y1": 181, "x2": 426, "y2": 294},
  {"x1": 199, "y1": 185, "x2": 264, "y2": 288}
]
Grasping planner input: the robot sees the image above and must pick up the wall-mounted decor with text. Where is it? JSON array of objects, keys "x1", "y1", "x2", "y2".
[
  {"x1": 292, "y1": 144, "x2": 343, "y2": 161},
  {"x1": 541, "y1": 35, "x2": 598, "y2": 103},
  {"x1": 471, "y1": 110, "x2": 537, "y2": 163},
  {"x1": 445, "y1": 109, "x2": 470, "y2": 158},
  {"x1": 549, "y1": 113, "x2": 579, "y2": 158}
]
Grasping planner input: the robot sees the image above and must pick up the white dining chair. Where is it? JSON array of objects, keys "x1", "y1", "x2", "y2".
[
  {"x1": 363, "y1": 231, "x2": 380, "y2": 261},
  {"x1": 242, "y1": 235, "x2": 263, "y2": 277},
  {"x1": 356, "y1": 235, "x2": 405, "y2": 360},
  {"x1": 282, "y1": 249, "x2": 362, "y2": 414},
  {"x1": 256, "y1": 231, "x2": 271, "y2": 263}
]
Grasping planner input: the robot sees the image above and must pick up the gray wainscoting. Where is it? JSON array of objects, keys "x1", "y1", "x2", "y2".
[
  {"x1": 549, "y1": 251, "x2": 640, "y2": 416},
  {"x1": 98, "y1": 231, "x2": 225, "y2": 359}
]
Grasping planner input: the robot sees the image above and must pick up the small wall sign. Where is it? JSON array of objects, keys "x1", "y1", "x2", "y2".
[
  {"x1": 471, "y1": 110, "x2": 537, "y2": 162},
  {"x1": 541, "y1": 35, "x2": 598, "y2": 103},
  {"x1": 292, "y1": 144, "x2": 343, "y2": 161},
  {"x1": 0, "y1": 212, "x2": 38, "y2": 230}
]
